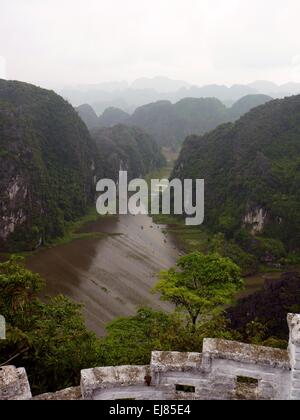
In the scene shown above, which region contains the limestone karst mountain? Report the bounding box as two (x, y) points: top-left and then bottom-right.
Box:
(98, 107), (130, 128)
(0, 80), (167, 252)
(77, 94), (273, 147)
(129, 97), (227, 147)
(172, 94), (300, 254)
(76, 103), (99, 129)
(0, 79), (100, 251)
(228, 94), (273, 120)
(61, 77), (297, 112)
(91, 124), (165, 182)
(127, 95), (273, 147)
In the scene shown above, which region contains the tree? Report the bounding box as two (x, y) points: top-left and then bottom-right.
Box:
(154, 252), (243, 326)
(98, 307), (240, 367)
(0, 257), (100, 395)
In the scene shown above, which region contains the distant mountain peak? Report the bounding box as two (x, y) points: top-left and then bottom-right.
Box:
(61, 79), (300, 112)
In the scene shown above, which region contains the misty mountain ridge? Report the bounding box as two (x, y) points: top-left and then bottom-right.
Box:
(77, 94), (273, 147)
(62, 76), (300, 112)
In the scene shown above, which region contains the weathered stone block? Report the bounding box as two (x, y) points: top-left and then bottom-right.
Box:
(292, 371), (300, 380)
(32, 387), (82, 400)
(291, 389), (300, 400)
(81, 365), (150, 400)
(0, 366), (31, 400)
(292, 380), (300, 389)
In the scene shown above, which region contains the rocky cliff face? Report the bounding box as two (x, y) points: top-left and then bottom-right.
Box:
(243, 207), (269, 234)
(0, 80), (99, 251)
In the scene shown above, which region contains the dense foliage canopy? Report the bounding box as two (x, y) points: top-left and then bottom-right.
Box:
(0, 255), (292, 395)
(0, 257), (100, 395)
(154, 252), (243, 325)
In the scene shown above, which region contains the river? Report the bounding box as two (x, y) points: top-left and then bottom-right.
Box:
(26, 213), (180, 336)
(24, 166), (291, 338)
(24, 209), (291, 337)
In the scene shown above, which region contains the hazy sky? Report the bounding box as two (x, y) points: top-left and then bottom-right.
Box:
(1, 0), (300, 88)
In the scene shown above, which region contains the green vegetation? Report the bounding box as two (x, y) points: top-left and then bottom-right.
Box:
(76, 104), (99, 130)
(150, 216), (258, 276)
(0, 80), (101, 252)
(98, 308), (240, 367)
(1, 79), (297, 395)
(147, 157), (263, 276)
(208, 233), (258, 276)
(228, 95), (272, 120)
(154, 252), (243, 325)
(97, 252), (245, 368)
(0, 254), (241, 394)
(0, 209), (119, 259)
(47, 208), (118, 247)
(0, 257), (100, 395)
(129, 95), (272, 148)
(79, 95), (273, 149)
(91, 124), (166, 182)
(77, 105), (131, 131)
(0, 81), (165, 253)
(98, 107), (130, 128)
(129, 98), (227, 148)
(0, 253), (294, 395)
(172, 95), (300, 264)
(100, 259), (298, 368)
(227, 272), (300, 348)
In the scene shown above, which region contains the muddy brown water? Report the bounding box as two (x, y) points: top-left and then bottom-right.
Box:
(26, 214), (181, 336)
(23, 214), (290, 337)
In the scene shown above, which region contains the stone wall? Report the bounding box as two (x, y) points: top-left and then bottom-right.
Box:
(79, 315), (295, 401)
(1, 313), (300, 400)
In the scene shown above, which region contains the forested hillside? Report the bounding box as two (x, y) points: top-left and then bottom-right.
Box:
(172, 95), (300, 260)
(228, 94), (273, 120)
(76, 104), (99, 129)
(129, 95), (272, 147)
(78, 95), (272, 148)
(91, 124), (165, 181)
(0, 80), (100, 251)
